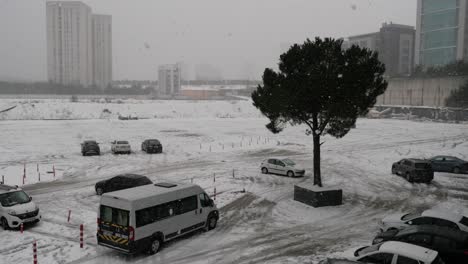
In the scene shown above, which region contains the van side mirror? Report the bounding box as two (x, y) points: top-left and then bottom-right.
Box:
(209, 199), (215, 207)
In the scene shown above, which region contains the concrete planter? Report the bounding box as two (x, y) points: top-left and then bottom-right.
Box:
(294, 183), (342, 208)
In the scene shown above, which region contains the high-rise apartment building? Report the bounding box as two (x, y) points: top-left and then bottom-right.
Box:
(346, 23), (415, 76)
(92, 14), (112, 89)
(415, 0), (467, 68)
(46, 1), (112, 89)
(158, 64), (181, 96)
(46, 1), (93, 87)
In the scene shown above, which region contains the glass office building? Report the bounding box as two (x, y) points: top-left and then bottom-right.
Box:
(416, 0), (465, 67)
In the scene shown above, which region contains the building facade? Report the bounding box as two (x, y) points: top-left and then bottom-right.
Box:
(46, 1), (93, 87)
(158, 64), (181, 96)
(346, 23), (415, 76)
(415, 0), (467, 68)
(92, 14), (112, 89)
(46, 1), (112, 89)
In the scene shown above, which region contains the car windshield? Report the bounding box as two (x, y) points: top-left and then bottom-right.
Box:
(0, 190), (31, 207)
(148, 140), (160, 144)
(401, 212), (421, 221)
(356, 244), (381, 256)
(282, 159), (295, 166)
(117, 141), (128, 144)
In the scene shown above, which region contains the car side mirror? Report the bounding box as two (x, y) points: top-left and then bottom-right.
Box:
(29, 196), (33, 201)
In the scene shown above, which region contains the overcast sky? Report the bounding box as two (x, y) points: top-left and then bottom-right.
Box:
(0, 0), (416, 81)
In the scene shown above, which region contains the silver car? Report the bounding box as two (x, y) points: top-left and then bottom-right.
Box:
(260, 158), (305, 177)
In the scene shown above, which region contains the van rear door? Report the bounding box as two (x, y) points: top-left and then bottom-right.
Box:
(97, 205), (133, 252)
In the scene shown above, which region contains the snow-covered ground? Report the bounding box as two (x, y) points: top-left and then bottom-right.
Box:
(1, 99), (468, 264)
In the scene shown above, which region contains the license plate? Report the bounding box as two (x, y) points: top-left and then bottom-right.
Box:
(23, 217), (36, 223)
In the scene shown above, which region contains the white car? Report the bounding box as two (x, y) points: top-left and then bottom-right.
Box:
(111, 140), (131, 154)
(0, 184), (41, 230)
(260, 158), (305, 177)
(379, 209), (468, 232)
(352, 241), (445, 264)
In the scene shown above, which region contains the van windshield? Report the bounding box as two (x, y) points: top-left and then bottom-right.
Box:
(0, 190), (31, 207)
(100, 205), (129, 227)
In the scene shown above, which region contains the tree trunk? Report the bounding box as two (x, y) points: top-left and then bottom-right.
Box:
(313, 134), (322, 187)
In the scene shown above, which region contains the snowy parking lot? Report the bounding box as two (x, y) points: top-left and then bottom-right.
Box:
(1, 100), (468, 264)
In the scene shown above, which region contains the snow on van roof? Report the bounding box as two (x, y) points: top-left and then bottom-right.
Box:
(102, 182), (200, 202)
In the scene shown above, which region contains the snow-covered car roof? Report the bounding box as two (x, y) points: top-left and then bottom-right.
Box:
(379, 241), (438, 262)
(0, 184), (21, 194)
(422, 209), (463, 223)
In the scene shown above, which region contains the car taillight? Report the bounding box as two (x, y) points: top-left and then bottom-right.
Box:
(129, 226), (135, 241)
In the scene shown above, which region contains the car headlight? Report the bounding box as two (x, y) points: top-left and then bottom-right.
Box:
(8, 210), (17, 216)
(373, 238), (384, 244)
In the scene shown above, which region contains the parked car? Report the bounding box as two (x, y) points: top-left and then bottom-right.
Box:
(429, 156), (468, 174)
(111, 140), (131, 154)
(97, 182), (218, 254)
(0, 184), (41, 230)
(379, 209), (468, 232)
(352, 241), (444, 264)
(391, 159), (433, 183)
(260, 158), (305, 177)
(81, 140), (100, 156)
(372, 225), (468, 263)
(95, 174), (153, 195)
(141, 139), (163, 154)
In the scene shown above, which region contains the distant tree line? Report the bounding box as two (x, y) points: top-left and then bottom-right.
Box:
(412, 60), (468, 78)
(0, 81), (153, 95)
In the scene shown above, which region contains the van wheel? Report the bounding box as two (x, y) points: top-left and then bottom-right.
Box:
(287, 171), (295, 177)
(148, 237), (162, 255)
(1, 218), (9, 230)
(261, 167), (268, 174)
(207, 214), (217, 230)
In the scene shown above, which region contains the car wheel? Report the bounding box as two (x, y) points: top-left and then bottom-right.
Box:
(405, 173), (413, 183)
(96, 187), (104, 196)
(261, 167), (268, 174)
(207, 214), (218, 230)
(453, 167), (461, 174)
(1, 217), (9, 230)
(148, 237), (162, 255)
(287, 171), (295, 177)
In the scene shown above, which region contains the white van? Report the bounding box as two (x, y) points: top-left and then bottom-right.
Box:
(0, 184), (41, 230)
(97, 182), (219, 254)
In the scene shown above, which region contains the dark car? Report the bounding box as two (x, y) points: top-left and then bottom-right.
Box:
(391, 159), (434, 183)
(81, 140), (100, 156)
(429, 156), (468, 174)
(372, 225), (468, 263)
(141, 139), (163, 154)
(95, 174), (153, 195)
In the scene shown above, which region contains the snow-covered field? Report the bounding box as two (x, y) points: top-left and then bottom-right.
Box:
(1, 99), (468, 264)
